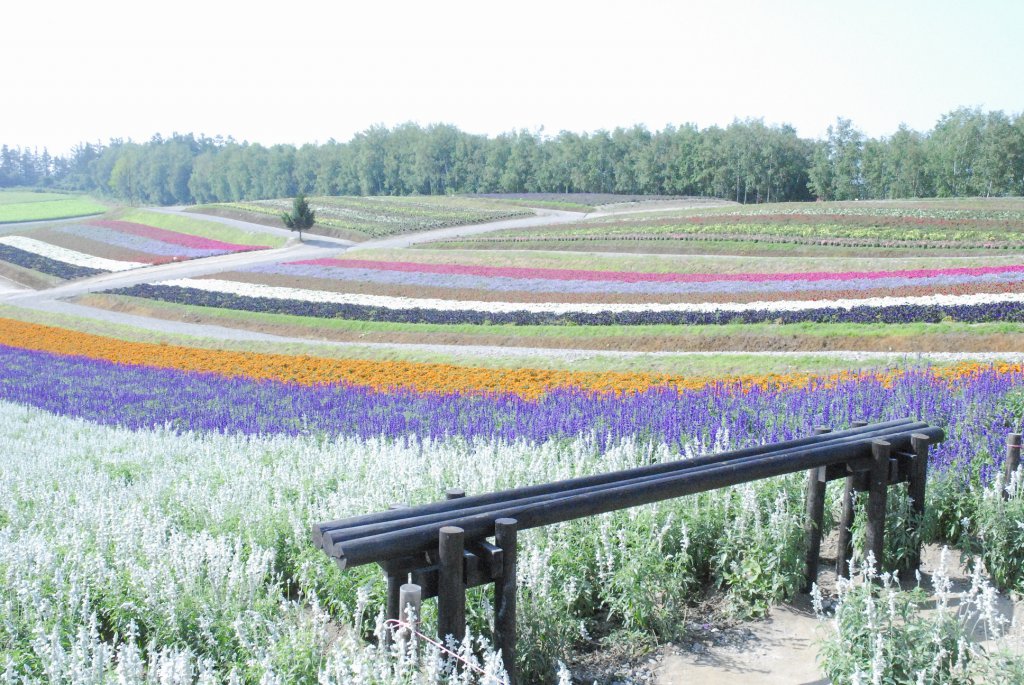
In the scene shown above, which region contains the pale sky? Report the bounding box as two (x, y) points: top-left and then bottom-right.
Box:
(3, 0), (1022, 155)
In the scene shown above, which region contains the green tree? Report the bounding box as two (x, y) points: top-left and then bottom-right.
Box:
(281, 193), (315, 241)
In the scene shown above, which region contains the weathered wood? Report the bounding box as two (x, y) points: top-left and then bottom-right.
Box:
(908, 433), (931, 572)
(864, 439), (891, 571)
(327, 427), (943, 569)
(1004, 433), (1023, 500)
(446, 488), (466, 500)
(803, 426), (831, 592)
(311, 419), (922, 547)
(321, 424), (934, 559)
(494, 518), (518, 685)
(837, 421), (869, 578)
(437, 526), (466, 646)
(397, 583), (422, 656)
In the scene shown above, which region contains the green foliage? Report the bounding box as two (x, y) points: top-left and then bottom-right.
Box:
(0, 193), (107, 224)
(281, 193), (316, 238)
(815, 550), (1019, 684)
(6, 106), (1024, 205)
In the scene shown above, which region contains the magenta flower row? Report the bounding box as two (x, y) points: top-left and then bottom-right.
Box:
(291, 257), (1024, 285)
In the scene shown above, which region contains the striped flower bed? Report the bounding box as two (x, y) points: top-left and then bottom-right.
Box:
(245, 258), (1024, 298)
(112, 277), (1024, 326)
(0, 219), (273, 281)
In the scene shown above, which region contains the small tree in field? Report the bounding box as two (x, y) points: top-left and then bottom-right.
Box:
(281, 194), (315, 241)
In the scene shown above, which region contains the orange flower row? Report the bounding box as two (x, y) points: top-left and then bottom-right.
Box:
(0, 317), (1018, 399)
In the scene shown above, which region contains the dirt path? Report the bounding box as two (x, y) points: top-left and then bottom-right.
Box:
(0, 274), (27, 296)
(654, 543), (1023, 685)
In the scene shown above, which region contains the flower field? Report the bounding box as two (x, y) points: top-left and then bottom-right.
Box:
(432, 200), (1024, 254)
(108, 254), (1024, 327)
(0, 215), (277, 281)
(0, 320), (1022, 681)
(4, 196), (1024, 682)
(208, 195), (533, 240)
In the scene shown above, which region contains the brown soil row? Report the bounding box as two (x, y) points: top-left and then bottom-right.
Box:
(206, 270), (1024, 305)
(0, 261), (59, 289)
(75, 295), (1024, 354)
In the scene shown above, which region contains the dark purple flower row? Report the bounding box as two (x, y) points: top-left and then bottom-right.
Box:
(0, 343), (1019, 483)
(112, 283), (1024, 326)
(0, 244), (106, 280)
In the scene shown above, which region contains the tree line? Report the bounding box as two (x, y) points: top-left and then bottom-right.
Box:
(2, 107), (1022, 205)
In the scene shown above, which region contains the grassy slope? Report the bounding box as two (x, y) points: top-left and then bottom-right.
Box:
(0, 191), (108, 224)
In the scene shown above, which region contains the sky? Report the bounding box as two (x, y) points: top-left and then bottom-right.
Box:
(3, 0), (1023, 155)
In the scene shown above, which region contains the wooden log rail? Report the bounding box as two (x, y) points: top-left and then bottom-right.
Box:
(312, 418), (944, 683)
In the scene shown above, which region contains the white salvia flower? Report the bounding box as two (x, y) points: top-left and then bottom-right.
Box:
(556, 661), (573, 685)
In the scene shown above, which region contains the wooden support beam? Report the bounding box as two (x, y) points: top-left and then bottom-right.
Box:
(437, 526), (466, 647)
(908, 433), (931, 572)
(864, 439), (891, 571)
(494, 518), (518, 685)
(836, 421), (868, 578)
(397, 583), (422, 656)
(1004, 433), (1022, 500)
(803, 426), (831, 592)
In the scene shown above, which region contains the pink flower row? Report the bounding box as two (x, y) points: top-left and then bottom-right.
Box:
(292, 257), (1024, 285)
(89, 219), (266, 252)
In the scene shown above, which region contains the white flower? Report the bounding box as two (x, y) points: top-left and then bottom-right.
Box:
(0, 236), (147, 271)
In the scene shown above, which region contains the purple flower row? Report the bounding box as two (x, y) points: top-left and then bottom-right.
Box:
(246, 261), (1024, 296)
(0, 343), (1018, 483)
(113, 283), (1024, 326)
(57, 224), (232, 260)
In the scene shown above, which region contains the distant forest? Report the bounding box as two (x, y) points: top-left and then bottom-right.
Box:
(2, 107), (1022, 205)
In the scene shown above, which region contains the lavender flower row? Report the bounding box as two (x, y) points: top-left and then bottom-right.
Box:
(0, 343), (1018, 482)
(56, 224), (230, 260)
(245, 261), (1024, 296)
(0, 244), (106, 280)
(113, 283), (1024, 326)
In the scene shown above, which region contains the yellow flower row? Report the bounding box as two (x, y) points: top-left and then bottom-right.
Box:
(0, 317), (1017, 399)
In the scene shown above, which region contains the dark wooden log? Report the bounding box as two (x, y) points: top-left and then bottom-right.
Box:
(312, 418), (922, 547)
(321, 423), (931, 557)
(908, 433), (931, 572)
(803, 426), (831, 592)
(494, 518), (518, 685)
(437, 526), (466, 646)
(864, 439), (891, 571)
(330, 427), (942, 569)
(1004, 433), (1022, 500)
(836, 421), (869, 578)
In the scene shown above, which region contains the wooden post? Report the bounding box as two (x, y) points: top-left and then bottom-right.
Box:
(446, 488), (466, 500)
(397, 583), (422, 656)
(908, 433), (931, 572)
(1003, 433), (1022, 500)
(864, 439), (891, 572)
(803, 426), (831, 591)
(437, 526), (466, 647)
(494, 518), (518, 685)
(836, 421), (868, 578)
(383, 503), (409, 648)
